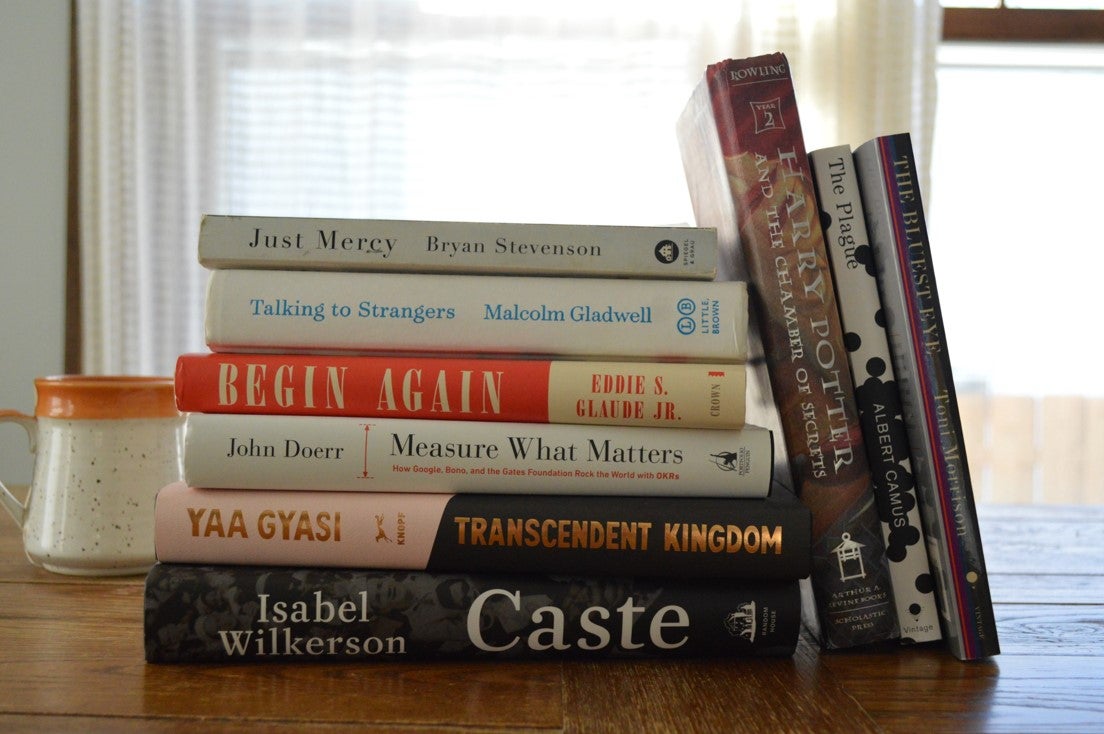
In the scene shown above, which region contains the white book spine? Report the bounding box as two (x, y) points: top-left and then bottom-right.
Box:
(810, 145), (942, 644)
(204, 269), (749, 362)
(183, 413), (774, 498)
(199, 214), (718, 279)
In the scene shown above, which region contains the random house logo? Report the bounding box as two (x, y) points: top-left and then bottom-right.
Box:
(723, 601), (758, 643)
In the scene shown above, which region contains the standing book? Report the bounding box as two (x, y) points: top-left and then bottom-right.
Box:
(144, 563), (802, 663)
(854, 132), (999, 660)
(174, 352), (747, 430)
(198, 214), (718, 280)
(153, 481), (812, 580)
(677, 53), (898, 648)
(204, 269), (749, 362)
(809, 144), (942, 645)
(182, 413), (774, 498)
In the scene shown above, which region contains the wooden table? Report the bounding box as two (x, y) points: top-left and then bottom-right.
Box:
(1, 502), (1101, 733)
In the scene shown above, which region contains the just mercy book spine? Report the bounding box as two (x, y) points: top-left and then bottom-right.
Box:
(154, 482), (812, 580)
(144, 564), (802, 663)
(677, 53), (898, 649)
(198, 214), (719, 280)
(182, 413), (774, 498)
(809, 145), (942, 645)
(175, 352), (748, 430)
(203, 269), (750, 363)
(855, 132), (999, 661)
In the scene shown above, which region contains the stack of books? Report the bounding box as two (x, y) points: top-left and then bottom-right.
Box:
(142, 216), (815, 663)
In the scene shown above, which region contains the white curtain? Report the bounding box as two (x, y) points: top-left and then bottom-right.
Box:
(76, 0), (941, 376)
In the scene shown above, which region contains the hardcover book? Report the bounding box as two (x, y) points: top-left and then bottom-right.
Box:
(854, 132), (999, 660)
(175, 352), (748, 430)
(203, 269), (750, 363)
(182, 413), (774, 498)
(144, 563), (802, 663)
(198, 214), (718, 280)
(677, 53), (898, 648)
(809, 145), (942, 644)
(154, 481), (812, 580)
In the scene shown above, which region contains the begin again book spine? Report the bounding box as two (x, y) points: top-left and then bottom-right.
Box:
(182, 413), (775, 498)
(175, 352), (748, 430)
(144, 563), (802, 663)
(153, 482), (812, 580)
(203, 269), (750, 363)
(198, 214), (719, 280)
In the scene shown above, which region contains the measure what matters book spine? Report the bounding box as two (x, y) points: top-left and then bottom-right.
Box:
(198, 214), (719, 280)
(174, 352), (747, 430)
(154, 482), (812, 580)
(144, 564), (802, 663)
(203, 269), (749, 362)
(182, 413), (774, 498)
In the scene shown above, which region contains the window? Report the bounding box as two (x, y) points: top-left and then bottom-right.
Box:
(930, 2), (1104, 502)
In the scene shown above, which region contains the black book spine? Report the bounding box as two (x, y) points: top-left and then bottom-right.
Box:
(144, 564), (802, 663)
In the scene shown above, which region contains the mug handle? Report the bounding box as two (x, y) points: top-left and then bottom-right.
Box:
(0, 410), (37, 526)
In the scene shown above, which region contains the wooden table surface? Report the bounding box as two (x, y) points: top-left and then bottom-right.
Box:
(1, 501), (1101, 733)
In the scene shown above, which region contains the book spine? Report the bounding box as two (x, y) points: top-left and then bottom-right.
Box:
(198, 214), (719, 280)
(182, 413), (774, 498)
(677, 53), (898, 648)
(144, 563), (802, 663)
(154, 482), (812, 579)
(809, 145), (942, 644)
(854, 133), (999, 660)
(203, 269), (749, 363)
(175, 352), (747, 430)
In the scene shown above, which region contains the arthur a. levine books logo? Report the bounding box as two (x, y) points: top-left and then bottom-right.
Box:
(749, 98), (785, 134)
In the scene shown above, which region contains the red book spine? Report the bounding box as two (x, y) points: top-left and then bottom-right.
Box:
(175, 352), (747, 430)
(678, 53), (898, 648)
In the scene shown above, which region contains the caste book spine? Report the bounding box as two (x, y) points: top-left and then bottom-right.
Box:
(854, 132), (999, 660)
(144, 563), (802, 663)
(676, 53), (898, 648)
(154, 482), (812, 580)
(174, 352), (748, 430)
(198, 214), (718, 280)
(809, 145), (942, 644)
(203, 269), (749, 363)
(182, 413), (774, 498)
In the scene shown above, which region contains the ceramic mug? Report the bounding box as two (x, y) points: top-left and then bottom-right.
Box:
(0, 375), (184, 575)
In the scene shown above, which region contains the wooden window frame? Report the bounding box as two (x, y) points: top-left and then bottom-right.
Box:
(943, 7), (1104, 42)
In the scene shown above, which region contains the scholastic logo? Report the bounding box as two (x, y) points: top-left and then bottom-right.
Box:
(749, 98), (785, 134)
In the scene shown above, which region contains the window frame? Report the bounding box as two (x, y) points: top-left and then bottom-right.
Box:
(943, 6), (1104, 42)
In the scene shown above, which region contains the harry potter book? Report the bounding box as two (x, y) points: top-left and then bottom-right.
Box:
(677, 53), (898, 648)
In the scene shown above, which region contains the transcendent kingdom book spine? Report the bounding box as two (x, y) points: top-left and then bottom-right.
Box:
(175, 352), (747, 430)
(676, 53), (898, 649)
(182, 413), (774, 498)
(144, 563), (802, 663)
(198, 214), (718, 280)
(203, 269), (749, 363)
(809, 145), (941, 645)
(854, 132), (999, 660)
(154, 482), (812, 580)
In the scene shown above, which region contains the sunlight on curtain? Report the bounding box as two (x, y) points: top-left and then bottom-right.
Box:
(76, 0), (940, 376)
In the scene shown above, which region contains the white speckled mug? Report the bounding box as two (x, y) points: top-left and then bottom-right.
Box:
(0, 376), (184, 575)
